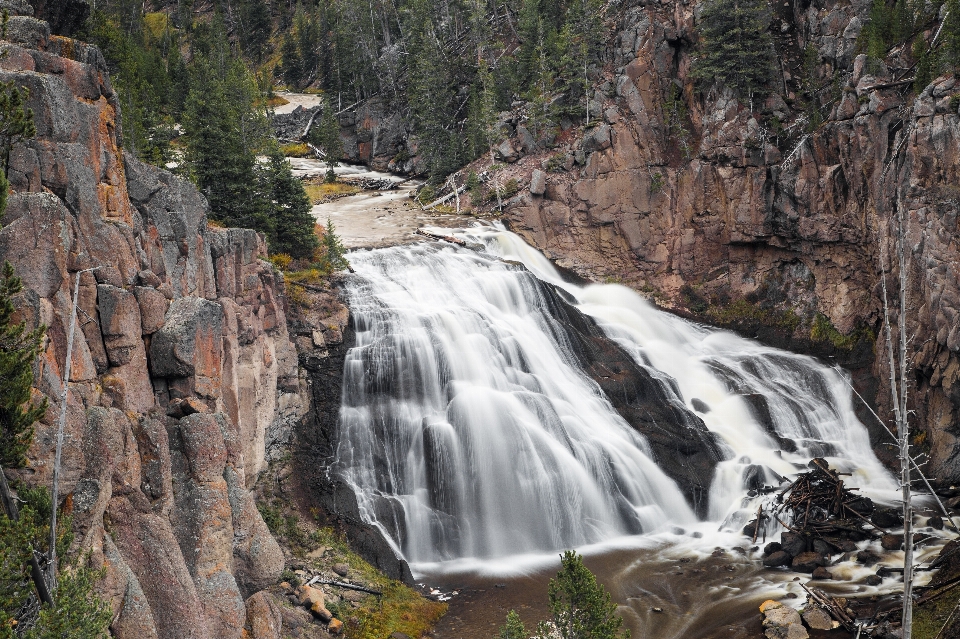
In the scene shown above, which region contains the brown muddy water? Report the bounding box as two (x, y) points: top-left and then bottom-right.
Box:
(418, 528), (949, 639)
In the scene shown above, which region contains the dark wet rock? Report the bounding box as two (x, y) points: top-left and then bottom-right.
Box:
(764, 542), (783, 556)
(533, 280), (727, 516)
(763, 550), (792, 567)
(880, 534), (903, 550)
(848, 496), (874, 515)
(791, 552), (826, 573)
(811, 566), (833, 580)
(812, 539), (834, 556)
(738, 393), (798, 454)
(928, 515), (944, 530)
(865, 574), (883, 586)
(781, 532), (807, 557)
(690, 398), (710, 413)
(871, 507), (903, 529)
(857, 550), (881, 565)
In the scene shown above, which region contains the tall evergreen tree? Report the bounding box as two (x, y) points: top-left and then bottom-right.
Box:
(182, 56), (272, 234)
(692, 0), (775, 101)
(945, 0), (960, 67)
(238, 0), (273, 61)
(263, 148), (319, 260)
(280, 31), (304, 89)
(309, 96), (343, 180)
(404, 0), (455, 180)
(0, 259), (47, 469)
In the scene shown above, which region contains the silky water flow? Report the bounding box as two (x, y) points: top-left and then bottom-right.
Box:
(334, 224), (939, 637)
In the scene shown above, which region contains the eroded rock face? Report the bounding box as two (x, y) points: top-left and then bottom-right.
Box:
(496, 0), (960, 482)
(0, 20), (305, 639)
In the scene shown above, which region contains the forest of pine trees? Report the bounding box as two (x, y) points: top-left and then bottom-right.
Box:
(84, 0), (611, 190)
(82, 0), (960, 227)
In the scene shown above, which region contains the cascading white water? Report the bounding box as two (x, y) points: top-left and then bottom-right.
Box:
(337, 225), (897, 566)
(339, 242), (696, 564)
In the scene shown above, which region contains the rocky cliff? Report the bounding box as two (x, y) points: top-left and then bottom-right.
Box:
(472, 0), (960, 484)
(0, 8), (307, 638)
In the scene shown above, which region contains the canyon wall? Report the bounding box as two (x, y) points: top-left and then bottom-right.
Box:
(485, 0), (960, 483)
(0, 9), (307, 638)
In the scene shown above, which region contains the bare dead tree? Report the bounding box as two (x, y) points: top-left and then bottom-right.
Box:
(877, 201), (914, 638)
(49, 267), (98, 593)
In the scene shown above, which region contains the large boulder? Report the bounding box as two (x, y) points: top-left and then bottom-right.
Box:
(245, 591), (283, 639)
(530, 169), (547, 196)
(760, 600), (808, 639)
(150, 296), (223, 399)
(581, 123), (612, 154)
(98, 284), (143, 366)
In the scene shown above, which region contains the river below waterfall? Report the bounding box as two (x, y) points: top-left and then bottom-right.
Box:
(328, 220), (953, 638)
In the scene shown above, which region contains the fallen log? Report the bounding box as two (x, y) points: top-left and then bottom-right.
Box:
(308, 578), (383, 596)
(416, 229), (466, 246)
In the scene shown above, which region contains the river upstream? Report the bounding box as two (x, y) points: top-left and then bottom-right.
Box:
(307, 164), (955, 639)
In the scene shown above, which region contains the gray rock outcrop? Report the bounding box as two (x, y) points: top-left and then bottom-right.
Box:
(0, 16), (305, 639)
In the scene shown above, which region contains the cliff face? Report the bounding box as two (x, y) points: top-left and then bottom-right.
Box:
(0, 10), (306, 639)
(491, 0), (960, 482)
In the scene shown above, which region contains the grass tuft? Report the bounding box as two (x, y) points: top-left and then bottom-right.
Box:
(304, 182), (361, 204)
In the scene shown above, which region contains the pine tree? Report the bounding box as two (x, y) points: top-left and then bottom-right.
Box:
(319, 218), (348, 272)
(309, 96), (343, 181)
(0, 258), (47, 469)
(541, 551), (629, 639)
(945, 0), (960, 67)
(238, 0), (272, 62)
(499, 610), (527, 639)
(527, 19), (555, 137)
(263, 148), (319, 260)
(22, 563), (111, 638)
(0, 507), (35, 639)
(404, 0), (459, 181)
(280, 32), (304, 89)
(692, 0), (775, 101)
(182, 57), (272, 234)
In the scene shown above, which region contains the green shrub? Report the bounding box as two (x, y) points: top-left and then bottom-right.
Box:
(257, 502), (283, 534)
(650, 171), (664, 194)
(535, 551), (629, 639)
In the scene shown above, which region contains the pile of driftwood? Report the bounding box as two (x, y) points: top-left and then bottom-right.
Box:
(339, 176), (399, 191)
(773, 458), (879, 538)
(743, 458), (885, 546)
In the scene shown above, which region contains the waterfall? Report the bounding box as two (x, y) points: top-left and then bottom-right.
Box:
(337, 226), (896, 566)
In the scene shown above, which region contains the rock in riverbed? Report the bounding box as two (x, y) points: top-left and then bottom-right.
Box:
(760, 600), (808, 639)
